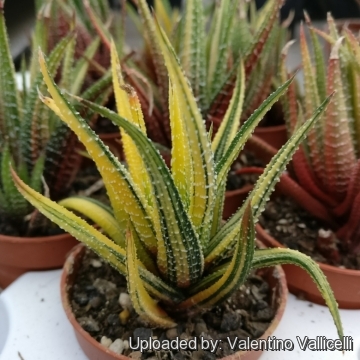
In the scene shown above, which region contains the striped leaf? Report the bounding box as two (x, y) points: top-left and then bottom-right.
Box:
(215, 76), (295, 187)
(11, 168), (182, 303)
(111, 42), (154, 207)
(169, 80), (193, 209)
(299, 24), (324, 183)
(39, 50), (158, 254)
(0, 2), (21, 159)
(126, 226), (176, 328)
(206, 95), (333, 264)
(156, 21), (216, 246)
(207, 0), (236, 102)
(178, 0), (206, 109)
(73, 98), (204, 289)
(136, 0), (169, 118)
(212, 61), (245, 163)
(179, 204), (254, 310)
(252, 248), (343, 341)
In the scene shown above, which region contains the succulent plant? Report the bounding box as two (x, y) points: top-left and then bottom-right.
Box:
(12, 18), (343, 338)
(279, 14), (360, 254)
(96, 0), (288, 147)
(33, 0), (119, 85)
(0, 1), (110, 235)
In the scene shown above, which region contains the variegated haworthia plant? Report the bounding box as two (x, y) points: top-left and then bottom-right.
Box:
(0, 1), (110, 234)
(12, 22), (343, 337)
(279, 14), (360, 254)
(33, 0), (119, 84)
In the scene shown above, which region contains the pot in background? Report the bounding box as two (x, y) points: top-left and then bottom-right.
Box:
(0, 232), (78, 288)
(253, 124), (287, 150)
(223, 184), (254, 220)
(61, 244), (288, 360)
(256, 224), (360, 309)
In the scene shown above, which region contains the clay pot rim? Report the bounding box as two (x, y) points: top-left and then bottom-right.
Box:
(254, 124), (286, 133)
(60, 243), (288, 360)
(0, 231), (73, 244)
(256, 223), (360, 276)
(61, 244), (127, 359)
(225, 183), (254, 198)
(99, 132), (121, 139)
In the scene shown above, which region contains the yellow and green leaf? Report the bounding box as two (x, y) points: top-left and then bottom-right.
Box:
(252, 248), (343, 341)
(126, 226), (176, 328)
(39, 50), (158, 254)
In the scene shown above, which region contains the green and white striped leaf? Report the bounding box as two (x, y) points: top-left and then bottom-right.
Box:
(252, 248), (343, 341)
(179, 204), (254, 309)
(178, 0), (207, 109)
(12, 168), (183, 303)
(206, 94), (333, 265)
(156, 20), (216, 246)
(39, 51), (158, 254)
(0, 2), (21, 159)
(74, 98), (204, 289)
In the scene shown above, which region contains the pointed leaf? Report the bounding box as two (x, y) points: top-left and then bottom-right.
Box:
(126, 226), (176, 328)
(11, 167), (182, 303)
(39, 50), (158, 254)
(179, 204), (254, 309)
(252, 248), (343, 341)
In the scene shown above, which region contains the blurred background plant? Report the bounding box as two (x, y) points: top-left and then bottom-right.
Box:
(0, 0), (112, 236)
(118, 0), (289, 148)
(277, 13), (360, 258)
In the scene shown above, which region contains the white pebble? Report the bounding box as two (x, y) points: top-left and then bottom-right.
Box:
(109, 339), (124, 354)
(119, 292), (133, 311)
(100, 336), (112, 348)
(90, 259), (102, 268)
(123, 340), (129, 350)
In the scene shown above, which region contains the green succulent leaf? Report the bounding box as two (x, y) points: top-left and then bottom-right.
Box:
(0, 2), (21, 158)
(206, 94), (333, 264)
(179, 204), (254, 310)
(39, 50), (159, 255)
(178, 0), (207, 109)
(11, 167), (183, 303)
(215, 75), (295, 186)
(252, 248), (343, 341)
(155, 20), (217, 247)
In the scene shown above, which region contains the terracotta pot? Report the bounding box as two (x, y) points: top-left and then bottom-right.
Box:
(253, 124), (287, 150)
(61, 244), (288, 360)
(256, 224), (360, 309)
(0, 232), (78, 288)
(223, 185), (253, 220)
(335, 18), (360, 33)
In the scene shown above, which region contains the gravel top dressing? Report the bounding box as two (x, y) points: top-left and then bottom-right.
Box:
(70, 248), (278, 359)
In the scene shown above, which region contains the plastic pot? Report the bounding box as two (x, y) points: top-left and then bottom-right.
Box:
(256, 224), (360, 309)
(60, 244), (288, 360)
(253, 124), (287, 150)
(0, 232), (78, 288)
(223, 184), (254, 220)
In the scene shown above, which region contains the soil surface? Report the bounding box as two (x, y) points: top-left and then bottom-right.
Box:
(259, 196), (360, 270)
(70, 248), (278, 359)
